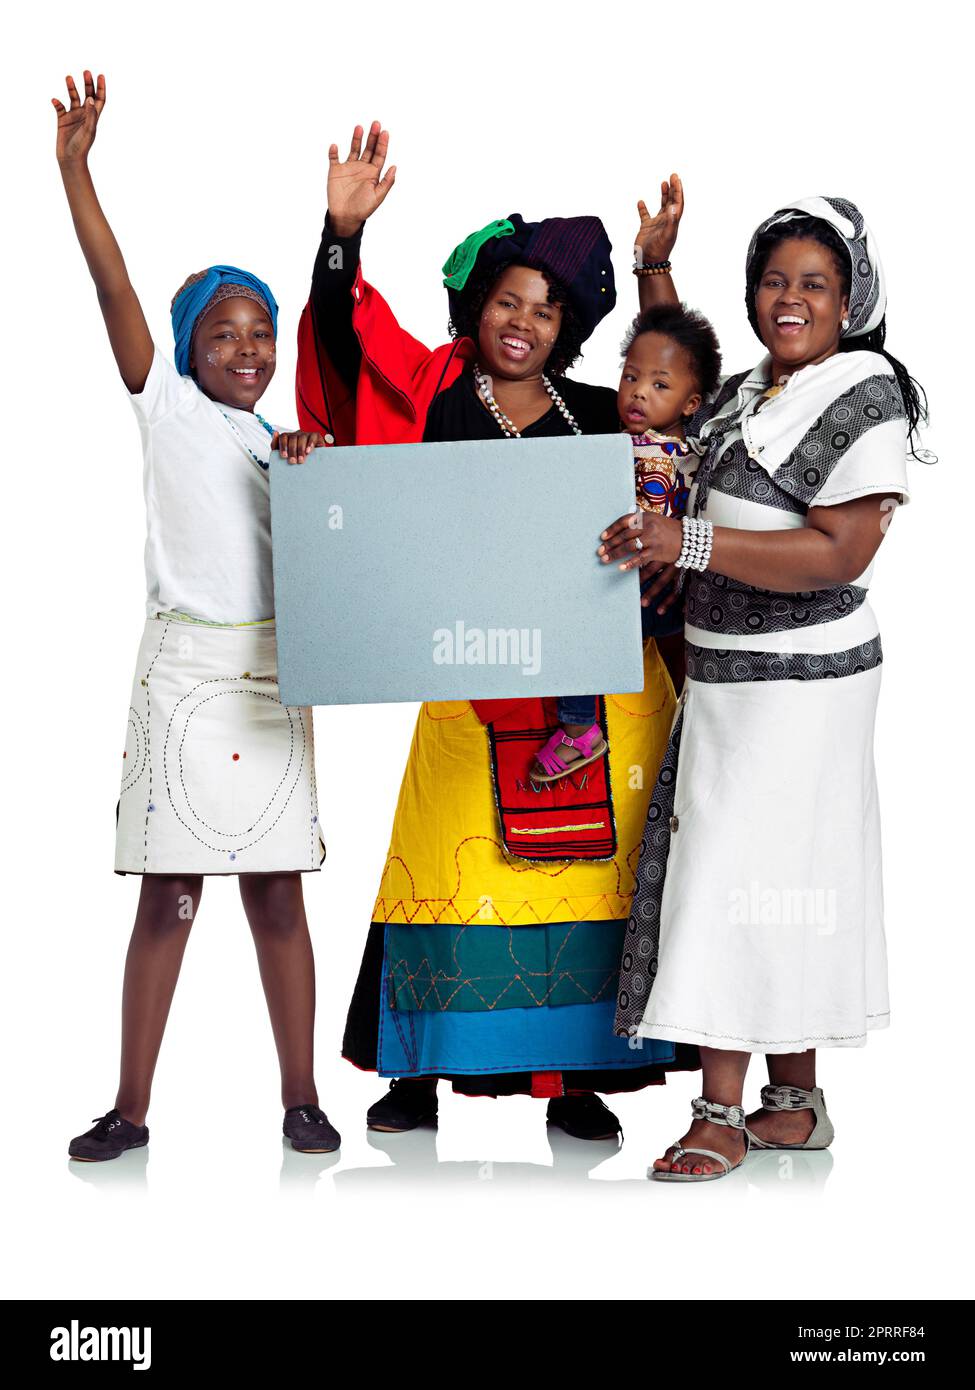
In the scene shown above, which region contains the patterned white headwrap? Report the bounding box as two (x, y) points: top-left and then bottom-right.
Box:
(746, 196), (886, 339)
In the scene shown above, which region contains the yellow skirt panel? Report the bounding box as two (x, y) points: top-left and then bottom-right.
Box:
(373, 642), (676, 927)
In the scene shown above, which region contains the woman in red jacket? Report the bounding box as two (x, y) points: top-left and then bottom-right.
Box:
(297, 123), (696, 1141)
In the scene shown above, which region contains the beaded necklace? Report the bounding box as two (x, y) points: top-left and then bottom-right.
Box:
(220, 408), (275, 471)
(473, 364), (581, 437)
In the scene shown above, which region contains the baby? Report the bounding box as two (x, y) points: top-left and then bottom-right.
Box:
(531, 304), (722, 783)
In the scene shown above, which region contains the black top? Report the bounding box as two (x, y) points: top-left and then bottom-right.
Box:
(309, 214), (619, 442)
(424, 370), (618, 443)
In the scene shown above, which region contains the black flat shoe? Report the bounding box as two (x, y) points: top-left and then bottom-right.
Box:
(546, 1093), (621, 1141)
(366, 1078), (439, 1133)
(68, 1108), (149, 1162)
(283, 1104), (341, 1153)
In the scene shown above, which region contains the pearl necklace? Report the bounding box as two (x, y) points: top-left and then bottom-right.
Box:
(473, 363), (581, 437)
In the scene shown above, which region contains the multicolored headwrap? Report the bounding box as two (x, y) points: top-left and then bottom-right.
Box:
(171, 265), (278, 376)
(442, 213), (616, 343)
(745, 196), (886, 339)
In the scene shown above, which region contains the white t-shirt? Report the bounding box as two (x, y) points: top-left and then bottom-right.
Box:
(129, 348), (275, 624)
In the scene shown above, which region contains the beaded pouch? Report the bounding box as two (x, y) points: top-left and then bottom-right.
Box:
(485, 697), (617, 863)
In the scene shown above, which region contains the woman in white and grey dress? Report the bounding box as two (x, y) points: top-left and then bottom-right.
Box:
(600, 185), (928, 1180)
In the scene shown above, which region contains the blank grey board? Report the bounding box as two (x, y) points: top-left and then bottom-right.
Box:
(270, 433), (645, 707)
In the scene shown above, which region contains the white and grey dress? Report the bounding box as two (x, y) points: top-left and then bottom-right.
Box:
(614, 348), (910, 1053)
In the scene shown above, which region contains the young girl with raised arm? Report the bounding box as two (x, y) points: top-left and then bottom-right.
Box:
(54, 71), (338, 1161)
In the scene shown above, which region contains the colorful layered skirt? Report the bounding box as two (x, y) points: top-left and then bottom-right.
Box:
(342, 641), (699, 1096)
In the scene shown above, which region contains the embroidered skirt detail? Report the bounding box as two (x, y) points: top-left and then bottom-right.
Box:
(115, 617), (323, 875)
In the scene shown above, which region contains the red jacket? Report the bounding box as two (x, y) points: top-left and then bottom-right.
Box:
(296, 261), (476, 447)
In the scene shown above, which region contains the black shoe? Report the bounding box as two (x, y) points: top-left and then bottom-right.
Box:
(68, 1108), (149, 1162)
(283, 1104), (341, 1153)
(366, 1078), (439, 1133)
(546, 1093), (621, 1141)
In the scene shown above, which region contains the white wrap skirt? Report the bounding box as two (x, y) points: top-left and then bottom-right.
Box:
(115, 617), (324, 875)
(632, 664), (889, 1053)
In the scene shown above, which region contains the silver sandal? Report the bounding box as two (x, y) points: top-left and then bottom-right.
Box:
(745, 1084), (834, 1151)
(651, 1097), (750, 1182)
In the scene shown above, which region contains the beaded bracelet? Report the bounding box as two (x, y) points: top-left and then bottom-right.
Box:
(674, 516), (714, 571)
(633, 259), (673, 277)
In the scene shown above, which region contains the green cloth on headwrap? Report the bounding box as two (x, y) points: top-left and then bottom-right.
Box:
(442, 218), (515, 291)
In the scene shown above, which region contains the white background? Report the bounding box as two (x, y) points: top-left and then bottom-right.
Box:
(3, 0), (970, 1302)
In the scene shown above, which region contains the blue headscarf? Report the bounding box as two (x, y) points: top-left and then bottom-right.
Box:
(171, 265), (279, 376)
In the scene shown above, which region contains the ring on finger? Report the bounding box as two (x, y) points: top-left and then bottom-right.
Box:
(634, 538), (643, 551)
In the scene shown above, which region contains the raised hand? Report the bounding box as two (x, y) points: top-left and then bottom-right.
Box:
(634, 174), (684, 267)
(327, 122), (397, 237)
(52, 70), (106, 165)
(51, 68), (152, 394)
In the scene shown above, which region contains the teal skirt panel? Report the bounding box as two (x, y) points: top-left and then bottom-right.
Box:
(386, 919), (626, 1013)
